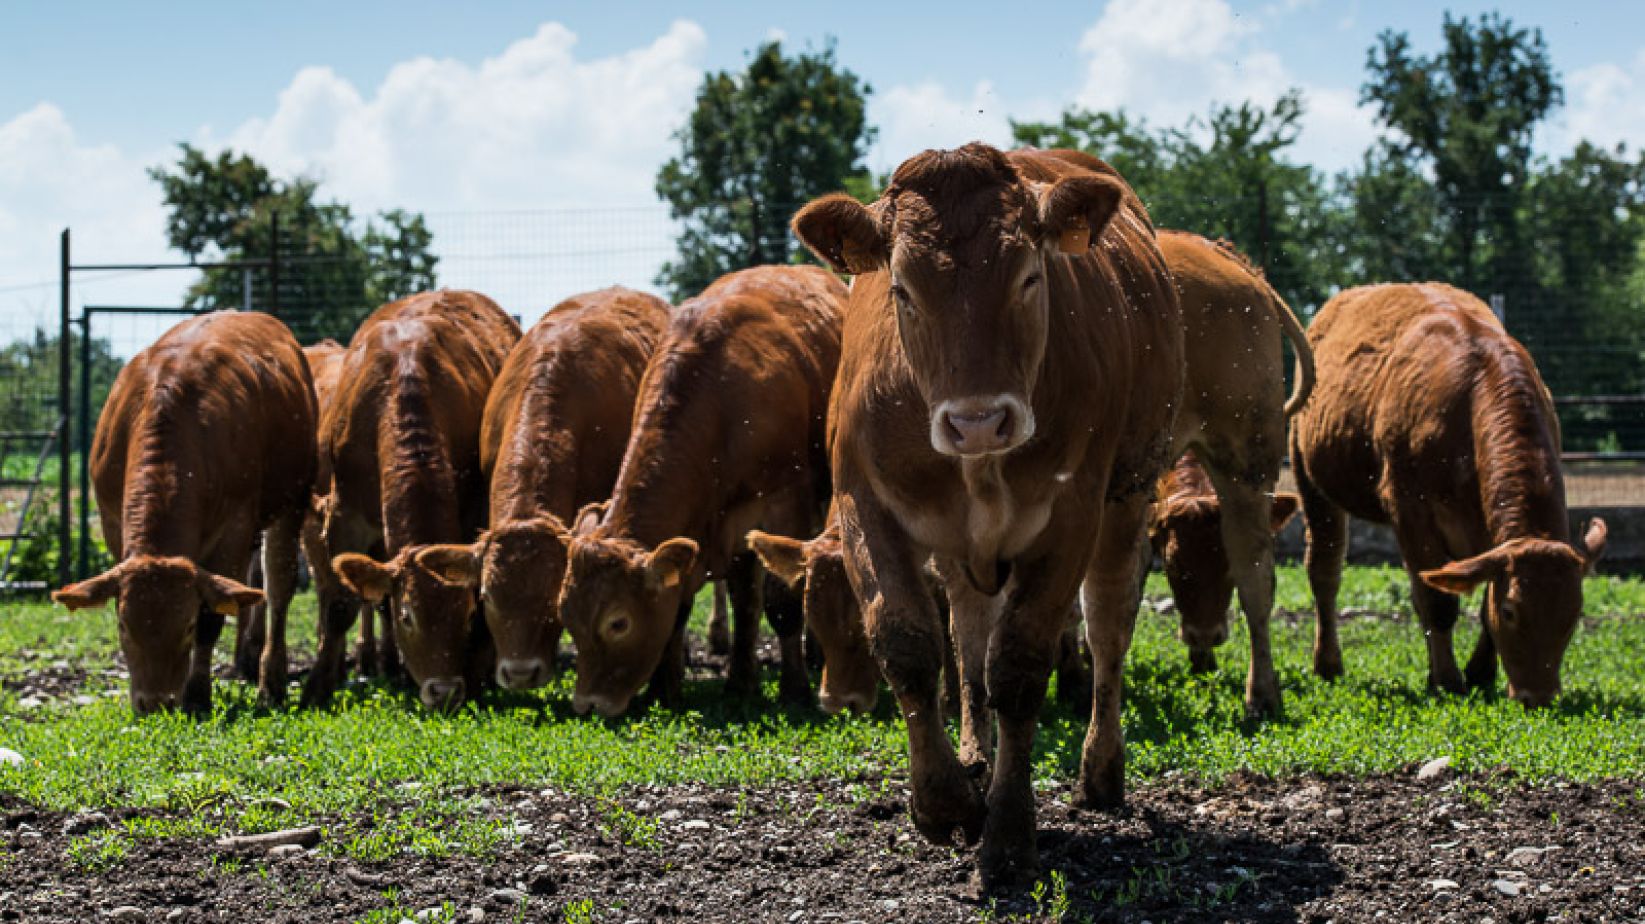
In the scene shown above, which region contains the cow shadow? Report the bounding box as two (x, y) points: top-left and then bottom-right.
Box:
(976, 802), (1345, 923)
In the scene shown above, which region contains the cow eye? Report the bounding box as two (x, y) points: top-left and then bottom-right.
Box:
(1022, 272), (1042, 292)
(890, 282), (912, 308)
(606, 615), (631, 639)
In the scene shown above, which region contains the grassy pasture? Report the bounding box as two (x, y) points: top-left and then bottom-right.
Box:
(0, 566), (1642, 890)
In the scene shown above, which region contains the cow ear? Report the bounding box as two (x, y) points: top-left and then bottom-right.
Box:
(747, 530), (808, 588)
(793, 193), (888, 274)
(1420, 549), (1509, 596)
(1581, 518), (1608, 573)
(1270, 493), (1302, 532)
(53, 568), (122, 611)
(572, 501), (608, 538)
(197, 570), (265, 617)
(646, 538), (699, 592)
(333, 553), (397, 602)
(1037, 175), (1125, 255)
(416, 543), (483, 589)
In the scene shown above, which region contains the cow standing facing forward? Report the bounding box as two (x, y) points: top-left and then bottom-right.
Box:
(1291, 283), (1605, 706)
(554, 265), (843, 718)
(793, 144), (1183, 889)
(55, 311), (317, 715)
(304, 290), (520, 711)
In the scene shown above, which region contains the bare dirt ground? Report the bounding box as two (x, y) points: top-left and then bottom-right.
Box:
(4, 772), (1643, 923)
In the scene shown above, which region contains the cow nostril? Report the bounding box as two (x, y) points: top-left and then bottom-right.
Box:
(420, 678), (466, 710)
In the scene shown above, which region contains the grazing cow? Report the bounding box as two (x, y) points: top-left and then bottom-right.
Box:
(303, 290), (520, 711)
(1143, 230), (1314, 716)
(554, 265), (844, 718)
(1290, 283), (1606, 707)
(792, 144), (1183, 888)
(54, 312), (316, 714)
(417, 287), (670, 691)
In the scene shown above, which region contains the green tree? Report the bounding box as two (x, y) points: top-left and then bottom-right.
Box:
(655, 40), (875, 301)
(1334, 146), (1450, 285)
(1013, 92), (1347, 313)
(0, 329), (121, 451)
(148, 144), (438, 342)
(1361, 12), (1562, 292)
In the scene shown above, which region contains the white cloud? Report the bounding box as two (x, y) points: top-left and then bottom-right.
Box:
(216, 20), (708, 213)
(1074, 0), (1377, 173)
(1550, 50), (1645, 156)
(868, 81), (1016, 175)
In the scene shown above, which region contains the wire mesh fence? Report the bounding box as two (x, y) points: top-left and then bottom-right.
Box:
(0, 188), (1641, 589)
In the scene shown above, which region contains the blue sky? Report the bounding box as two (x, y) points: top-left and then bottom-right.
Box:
(3, 1), (1642, 342)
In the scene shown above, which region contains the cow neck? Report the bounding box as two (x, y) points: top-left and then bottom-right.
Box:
(378, 362), (463, 553)
(1470, 353), (1569, 547)
(121, 384), (204, 557)
(601, 392), (727, 551)
(492, 375), (583, 525)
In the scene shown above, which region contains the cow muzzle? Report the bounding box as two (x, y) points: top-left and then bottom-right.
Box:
(1508, 681), (1558, 710)
(931, 396), (1033, 456)
(130, 690), (180, 715)
(419, 677), (467, 712)
(818, 686), (878, 716)
(496, 657), (549, 691)
(572, 691), (630, 719)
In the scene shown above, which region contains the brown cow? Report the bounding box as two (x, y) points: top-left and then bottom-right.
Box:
(1143, 230), (1314, 715)
(1290, 283), (1606, 706)
(554, 265), (843, 718)
(417, 287), (670, 691)
(54, 311), (316, 714)
(303, 290), (520, 711)
(1148, 450), (1298, 673)
(792, 144), (1183, 888)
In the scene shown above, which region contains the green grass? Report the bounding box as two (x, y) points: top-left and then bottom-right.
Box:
(1, 565), (1643, 864)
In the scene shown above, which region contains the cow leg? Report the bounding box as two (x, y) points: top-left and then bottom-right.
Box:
(1208, 473), (1284, 719)
(724, 553), (764, 698)
(235, 544), (266, 682)
(1076, 499), (1149, 812)
(939, 592), (962, 724)
(1054, 615), (1090, 714)
(706, 581), (732, 657)
(256, 512), (301, 708)
(763, 572), (811, 705)
(356, 595), (378, 676)
(841, 493), (982, 848)
(935, 556), (999, 779)
(302, 592), (362, 708)
(1464, 595), (1498, 692)
(1296, 465), (1347, 681)
(183, 608), (227, 716)
(1409, 574), (1466, 695)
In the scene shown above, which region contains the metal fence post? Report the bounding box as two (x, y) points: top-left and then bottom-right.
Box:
(78, 312), (92, 578)
(270, 212), (280, 319)
(57, 229), (71, 586)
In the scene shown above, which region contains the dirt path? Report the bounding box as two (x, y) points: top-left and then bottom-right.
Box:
(4, 772), (1642, 923)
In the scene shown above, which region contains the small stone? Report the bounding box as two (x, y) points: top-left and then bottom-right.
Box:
(0, 748), (22, 768)
(1506, 846), (1557, 867)
(106, 909), (145, 922)
(415, 908), (444, 921)
(659, 809), (683, 822)
(1491, 879), (1523, 897)
(560, 852), (601, 865)
(166, 911), (184, 922)
(789, 912), (805, 922)
(878, 900), (899, 912)
(73, 695), (94, 706)
(466, 909), (485, 923)
(1428, 879), (1460, 891)
(548, 812), (571, 825)
(268, 844), (305, 859)
(1325, 808), (1345, 821)
(63, 812), (110, 836)
(486, 888), (526, 908)
(1417, 757), (1452, 781)
(680, 819), (711, 831)
(17, 696), (42, 710)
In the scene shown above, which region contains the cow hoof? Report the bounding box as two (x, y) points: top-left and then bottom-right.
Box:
(1243, 690), (1282, 722)
(976, 842), (1039, 895)
(707, 623), (732, 658)
(1427, 671), (1467, 697)
(1073, 766), (1125, 812)
(910, 771), (986, 847)
(1464, 664), (1498, 692)
(298, 677), (337, 710)
(257, 681), (288, 710)
(1312, 654), (1344, 682)
(234, 654), (262, 683)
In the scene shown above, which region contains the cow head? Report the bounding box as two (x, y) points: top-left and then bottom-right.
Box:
(1149, 492), (1300, 672)
(333, 546), (478, 712)
(54, 555), (263, 714)
(794, 143), (1127, 458)
(557, 503), (698, 718)
(417, 515), (570, 692)
(1419, 518), (1607, 707)
(747, 529), (879, 715)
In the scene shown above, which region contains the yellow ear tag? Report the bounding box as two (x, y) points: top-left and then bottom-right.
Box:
(1057, 223), (1091, 255)
(213, 600), (242, 617)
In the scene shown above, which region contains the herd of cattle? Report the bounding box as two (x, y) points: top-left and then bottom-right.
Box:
(51, 144), (1606, 888)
